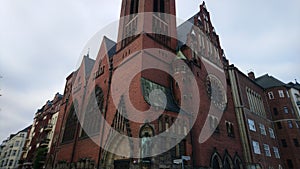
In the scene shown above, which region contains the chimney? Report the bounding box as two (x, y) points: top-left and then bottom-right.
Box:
(248, 71), (255, 80)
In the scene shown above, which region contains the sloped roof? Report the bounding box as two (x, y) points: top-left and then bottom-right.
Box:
(177, 15), (195, 49)
(83, 54), (95, 79)
(255, 74), (285, 89)
(103, 36), (116, 58)
(286, 82), (300, 90)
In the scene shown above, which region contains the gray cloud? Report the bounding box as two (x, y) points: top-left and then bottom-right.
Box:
(0, 0), (299, 141)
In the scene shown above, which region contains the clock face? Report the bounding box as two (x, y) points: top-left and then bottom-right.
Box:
(206, 74), (227, 111)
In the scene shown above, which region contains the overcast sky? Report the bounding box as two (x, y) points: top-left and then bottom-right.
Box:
(0, 0), (299, 142)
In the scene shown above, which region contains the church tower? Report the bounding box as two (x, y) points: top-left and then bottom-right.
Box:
(116, 0), (177, 52)
(107, 0), (194, 168)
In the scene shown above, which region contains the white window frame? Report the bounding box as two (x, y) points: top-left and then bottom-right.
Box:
(269, 128), (275, 139)
(263, 144), (271, 157)
(288, 120), (293, 128)
(273, 147), (280, 158)
(278, 90), (285, 98)
(252, 141), (261, 154)
(259, 123), (266, 135)
(248, 119), (256, 131)
(268, 92), (274, 99)
(283, 107), (289, 114)
(286, 91), (290, 98)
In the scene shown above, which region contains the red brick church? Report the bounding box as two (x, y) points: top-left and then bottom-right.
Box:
(47, 0), (245, 168)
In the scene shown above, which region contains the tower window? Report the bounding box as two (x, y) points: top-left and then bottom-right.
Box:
(160, 0), (165, 13)
(153, 0), (158, 12)
(153, 0), (165, 13)
(130, 0), (139, 14)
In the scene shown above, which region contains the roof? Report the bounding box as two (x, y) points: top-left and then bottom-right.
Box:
(19, 125), (31, 133)
(286, 82), (300, 90)
(83, 54), (95, 79)
(103, 36), (116, 58)
(176, 15), (195, 49)
(255, 74), (285, 89)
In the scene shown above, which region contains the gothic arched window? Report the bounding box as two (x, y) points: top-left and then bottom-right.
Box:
(81, 86), (104, 137)
(62, 102), (78, 143)
(210, 150), (223, 169)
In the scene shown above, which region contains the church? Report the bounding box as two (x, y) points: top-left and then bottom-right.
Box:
(47, 0), (245, 168)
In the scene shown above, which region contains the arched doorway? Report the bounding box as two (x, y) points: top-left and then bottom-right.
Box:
(102, 133), (132, 169)
(140, 124), (155, 169)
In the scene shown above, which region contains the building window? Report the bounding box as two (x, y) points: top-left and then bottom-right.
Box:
(252, 141), (261, 154)
(263, 144), (271, 157)
(259, 123), (266, 135)
(296, 121), (300, 128)
(268, 92), (274, 99)
(81, 86), (104, 137)
(276, 122), (282, 129)
(278, 90), (285, 98)
(283, 106), (289, 114)
(287, 159), (294, 169)
(62, 103), (78, 143)
(273, 147), (280, 159)
(153, 0), (165, 16)
(14, 141), (19, 147)
(273, 107), (278, 115)
(226, 121), (235, 137)
(293, 138), (299, 147)
(286, 91), (290, 98)
(12, 150), (17, 156)
(248, 119), (256, 131)
(281, 139), (287, 147)
(8, 160), (13, 166)
(130, 0), (139, 14)
(269, 128), (275, 139)
(288, 120), (293, 128)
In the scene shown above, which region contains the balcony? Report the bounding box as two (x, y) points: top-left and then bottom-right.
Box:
(44, 124), (53, 131)
(40, 139), (50, 147)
